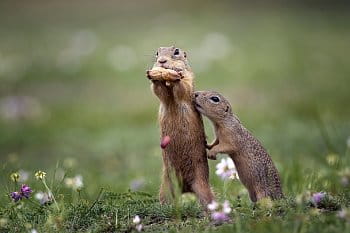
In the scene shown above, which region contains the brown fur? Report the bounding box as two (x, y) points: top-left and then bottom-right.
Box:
(194, 91), (284, 202)
(146, 47), (214, 207)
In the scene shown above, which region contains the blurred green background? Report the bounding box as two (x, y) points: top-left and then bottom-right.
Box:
(0, 0), (349, 203)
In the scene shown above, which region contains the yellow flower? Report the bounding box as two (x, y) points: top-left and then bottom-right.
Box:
(35, 171), (46, 180)
(10, 172), (20, 182)
(326, 154), (339, 166)
(296, 191), (311, 205)
(309, 208), (321, 216)
(181, 193), (197, 204)
(24, 223), (32, 229)
(0, 218), (8, 227)
(323, 180), (330, 188)
(338, 167), (350, 176)
(296, 194), (303, 205)
(258, 197), (274, 209)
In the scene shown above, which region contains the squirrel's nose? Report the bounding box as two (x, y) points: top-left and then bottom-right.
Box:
(158, 58), (168, 64)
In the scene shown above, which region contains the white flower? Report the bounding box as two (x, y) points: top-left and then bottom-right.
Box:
(30, 229), (38, 233)
(222, 200), (232, 214)
(133, 215), (141, 224)
(73, 175), (83, 189)
(207, 201), (219, 211)
(215, 158), (239, 180)
(133, 215), (143, 232)
(229, 172), (239, 180)
(64, 175), (83, 190)
(135, 224), (143, 232)
(35, 191), (52, 205)
(35, 192), (44, 200)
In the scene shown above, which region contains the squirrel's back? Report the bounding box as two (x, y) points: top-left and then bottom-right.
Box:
(237, 125), (283, 200)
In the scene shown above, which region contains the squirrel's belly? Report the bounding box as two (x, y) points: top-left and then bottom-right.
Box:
(159, 106), (208, 180)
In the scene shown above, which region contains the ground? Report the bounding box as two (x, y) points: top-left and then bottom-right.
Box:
(0, 1), (349, 232)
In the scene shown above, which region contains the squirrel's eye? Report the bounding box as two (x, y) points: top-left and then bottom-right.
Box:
(210, 96), (220, 103)
(156, 51), (159, 57)
(174, 48), (180, 56)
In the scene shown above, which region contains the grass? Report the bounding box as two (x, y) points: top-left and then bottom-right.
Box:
(0, 0), (350, 232)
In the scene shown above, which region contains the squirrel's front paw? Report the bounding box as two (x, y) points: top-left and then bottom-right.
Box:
(146, 70), (152, 79)
(207, 151), (217, 160)
(163, 69), (181, 81)
(177, 71), (184, 79)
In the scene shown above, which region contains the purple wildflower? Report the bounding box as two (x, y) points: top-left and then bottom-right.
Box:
(10, 184), (32, 202)
(10, 192), (22, 202)
(211, 211), (230, 223)
(20, 184), (32, 198)
(311, 192), (325, 205)
(207, 200), (232, 223)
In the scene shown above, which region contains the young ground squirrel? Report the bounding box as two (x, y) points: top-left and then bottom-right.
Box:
(194, 91), (283, 202)
(146, 46), (214, 207)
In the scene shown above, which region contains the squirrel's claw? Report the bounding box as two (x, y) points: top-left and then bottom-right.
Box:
(146, 70), (152, 79)
(178, 71), (184, 79)
(207, 150), (218, 160)
(207, 154), (217, 160)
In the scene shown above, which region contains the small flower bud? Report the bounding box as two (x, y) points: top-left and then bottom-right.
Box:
(35, 171), (46, 180)
(10, 172), (20, 182)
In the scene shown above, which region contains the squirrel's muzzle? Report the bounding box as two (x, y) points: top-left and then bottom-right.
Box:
(158, 57), (168, 64)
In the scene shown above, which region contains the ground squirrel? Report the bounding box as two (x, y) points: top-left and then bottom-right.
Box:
(146, 46), (214, 207)
(194, 91), (283, 202)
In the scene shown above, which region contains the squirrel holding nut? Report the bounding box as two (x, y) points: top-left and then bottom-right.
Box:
(146, 46), (215, 207)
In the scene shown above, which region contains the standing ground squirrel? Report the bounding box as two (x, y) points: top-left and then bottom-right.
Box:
(146, 46), (214, 207)
(194, 91), (284, 202)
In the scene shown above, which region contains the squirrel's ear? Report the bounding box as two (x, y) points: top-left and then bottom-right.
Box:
(225, 106), (229, 112)
(184, 51), (187, 58)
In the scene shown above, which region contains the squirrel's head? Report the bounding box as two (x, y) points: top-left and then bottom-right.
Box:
(194, 91), (233, 122)
(153, 46), (191, 72)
